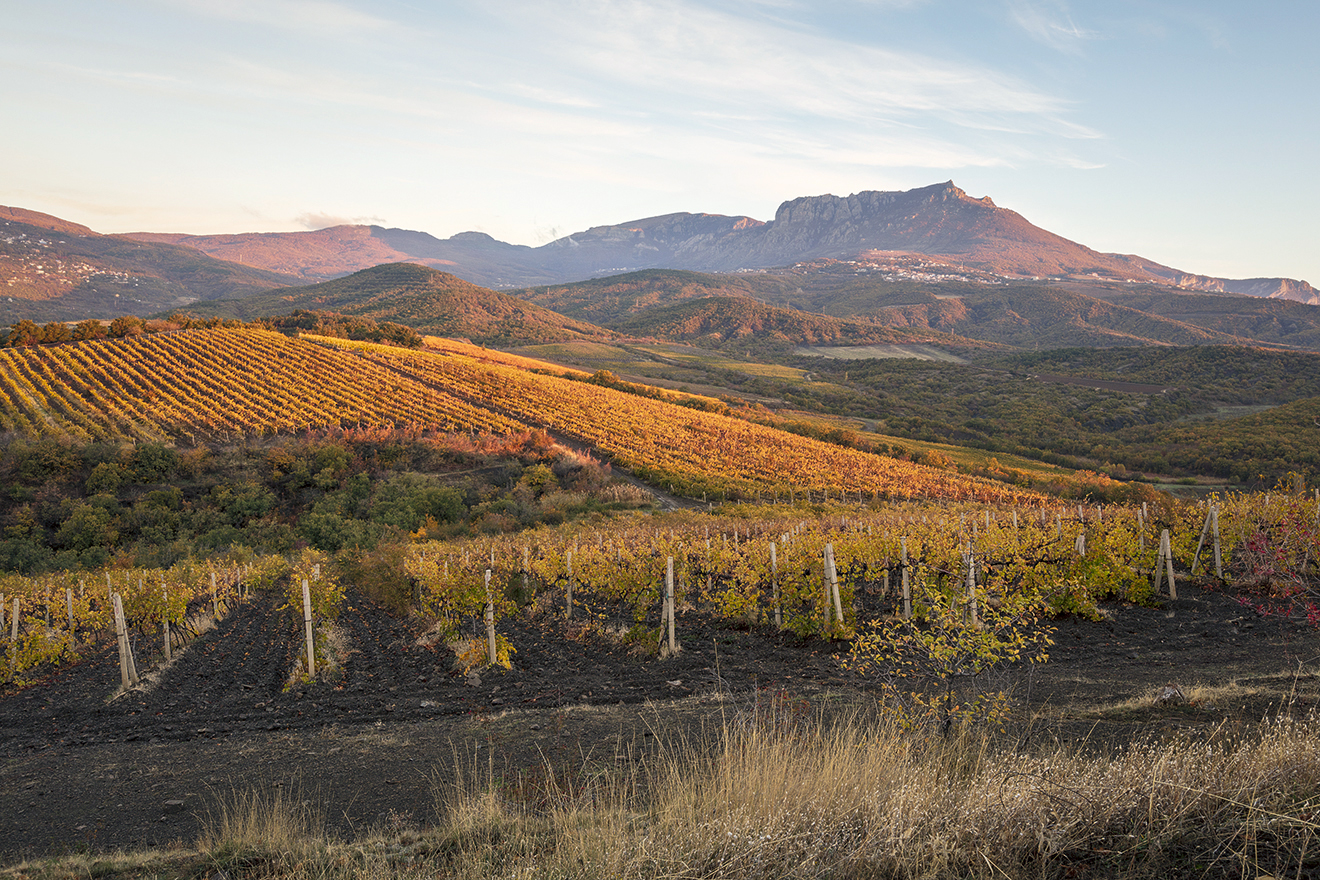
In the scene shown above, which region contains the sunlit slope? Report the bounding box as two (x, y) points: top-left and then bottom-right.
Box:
(0, 328), (523, 442)
(324, 337), (1041, 504)
(0, 328), (1041, 503)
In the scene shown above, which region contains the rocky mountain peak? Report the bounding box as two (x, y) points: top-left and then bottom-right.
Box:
(769, 181), (995, 229)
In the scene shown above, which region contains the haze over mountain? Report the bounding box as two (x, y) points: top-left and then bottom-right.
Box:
(122, 182), (1318, 304)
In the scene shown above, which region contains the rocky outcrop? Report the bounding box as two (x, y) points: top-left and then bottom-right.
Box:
(1168, 274), (1319, 305)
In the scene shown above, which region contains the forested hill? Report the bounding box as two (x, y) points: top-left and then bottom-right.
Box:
(183, 263), (615, 346)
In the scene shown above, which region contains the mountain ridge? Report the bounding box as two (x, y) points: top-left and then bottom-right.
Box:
(110, 182), (1315, 304)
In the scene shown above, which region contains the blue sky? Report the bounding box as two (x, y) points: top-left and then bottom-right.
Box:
(3, 0), (1316, 284)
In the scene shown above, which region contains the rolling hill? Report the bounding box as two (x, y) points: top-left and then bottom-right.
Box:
(515, 267), (1313, 351)
(182, 263), (614, 346)
(605, 295), (979, 353)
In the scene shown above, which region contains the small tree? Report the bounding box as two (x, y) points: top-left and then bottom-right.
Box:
(108, 315), (146, 338)
(72, 320), (108, 341)
(5, 320), (41, 347)
(40, 322), (73, 344)
(844, 586), (1054, 734)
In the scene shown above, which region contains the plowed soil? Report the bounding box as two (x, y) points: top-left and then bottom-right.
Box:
(1, 583), (1316, 860)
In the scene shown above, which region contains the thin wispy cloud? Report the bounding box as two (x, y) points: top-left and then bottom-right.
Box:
(1008, 0), (1093, 51)
(468, 0), (1091, 174)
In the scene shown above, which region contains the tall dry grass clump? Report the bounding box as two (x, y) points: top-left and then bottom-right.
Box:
(198, 783), (328, 867)
(87, 709), (1319, 880)
(431, 707), (1320, 879)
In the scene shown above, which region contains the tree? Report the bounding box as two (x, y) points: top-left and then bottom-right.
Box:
(844, 581), (1054, 734)
(108, 315), (146, 338)
(40, 322), (72, 344)
(5, 320), (41, 347)
(72, 320), (108, 341)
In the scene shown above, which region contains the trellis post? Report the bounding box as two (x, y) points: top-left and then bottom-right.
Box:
(485, 569), (497, 665)
(302, 578), (316, 678)
(900, 537), (911, 619)
(565, 549), (574, 620)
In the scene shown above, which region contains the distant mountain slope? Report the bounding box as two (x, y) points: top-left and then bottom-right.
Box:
(127, 226), (431, 281)
(1108, 254), (1320, 304)
(0, 206), (301, 323)
(516, 269), (769, 324)
(184, 262), (614, 346)
(608, 295), (973, 351)
(125, 224), (550, 288)
(1092, 289), (1320, 350)
(118, 182), (1315, 303)
(516, 267), (1278, 351)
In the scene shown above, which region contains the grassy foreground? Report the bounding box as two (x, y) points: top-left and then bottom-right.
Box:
(6, 706), (1319, 880)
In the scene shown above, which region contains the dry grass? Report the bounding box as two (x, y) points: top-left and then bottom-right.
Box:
(6, 710), (1319, 879)
(197, 783), (327, 860)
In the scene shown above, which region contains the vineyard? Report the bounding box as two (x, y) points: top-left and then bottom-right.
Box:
(320, 335), (1041, 505)
(0, 328), (1049, 507)
(3, 490), (1315, 706)
(0, 328), (521, 442)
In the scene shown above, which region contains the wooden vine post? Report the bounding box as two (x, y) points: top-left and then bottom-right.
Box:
(211, 571), (220, 619)
(1212, 505), (1222, 579)
(522, 546), (530, 602)
(1191, 504), (1223, 580)
(900, 537), (911, 619)
(112, 593), (139, 689)
(659, 556), (678, 656)
(1152, 529), (1177, 599)
(66, 588), (74, 632)
(301, 578), (316, 678)
(770, 541), (781, 629)
(823, 543), (844, 625)
(484, 569), (497, 666)
(565, 549), (574, 620)
(0, 594), (5, 638)
(965, 545), (978, 627)
(9, 596), (18, 642)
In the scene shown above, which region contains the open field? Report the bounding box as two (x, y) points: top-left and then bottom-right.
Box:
(793, 343), (969, 362)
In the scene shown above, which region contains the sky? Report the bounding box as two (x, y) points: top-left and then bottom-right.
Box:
(3, 0), (1317, 284)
